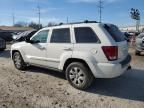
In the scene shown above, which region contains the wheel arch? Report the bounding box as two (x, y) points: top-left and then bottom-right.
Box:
(11, 50), (26, 62)
(63, 58), (91, 73)
(11, 50), (20, 59)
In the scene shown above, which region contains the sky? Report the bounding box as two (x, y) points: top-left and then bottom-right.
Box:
(0, 0), (143, 27)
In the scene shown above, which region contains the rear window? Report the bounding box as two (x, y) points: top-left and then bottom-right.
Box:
(104, 24), (125, 42)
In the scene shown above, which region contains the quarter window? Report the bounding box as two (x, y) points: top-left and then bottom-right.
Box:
(74, 27), (100, 43)
(51, 28), (71, 43)
(104, 24), (125, 42)
(31, 30), (48, 43)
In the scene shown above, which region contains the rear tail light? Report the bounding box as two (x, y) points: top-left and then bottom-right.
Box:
(102, 46), (118, 61)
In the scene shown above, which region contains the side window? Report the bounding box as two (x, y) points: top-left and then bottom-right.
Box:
(50, 28), (70, 43)
(74, 27), (100, 43)
(104, 24), (125, 42)
(31, 30), (48, 43)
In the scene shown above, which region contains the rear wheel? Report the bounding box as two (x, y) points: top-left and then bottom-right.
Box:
(66, 62), (94, 90)
(13, 52), (26, 70)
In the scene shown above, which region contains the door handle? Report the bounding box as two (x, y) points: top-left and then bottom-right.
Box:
(39, 46), (46, 50)
(63, 47), (73, 51)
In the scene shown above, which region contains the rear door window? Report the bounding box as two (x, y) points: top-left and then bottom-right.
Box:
(104, 24), (125, 42)
(74, 27), (100, 43)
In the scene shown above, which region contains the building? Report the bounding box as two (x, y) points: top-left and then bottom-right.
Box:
(0, 26), (35, 33)
(120, 25), (144, 32)
(0, 26), (35, 42)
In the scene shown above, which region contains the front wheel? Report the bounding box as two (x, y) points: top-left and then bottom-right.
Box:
(66, 62), (94, 90)
(13, 52), (26, 70)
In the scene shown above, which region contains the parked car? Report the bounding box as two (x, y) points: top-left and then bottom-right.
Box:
(0, 32), (13, 42)
(135, 33), (144, 55)
(11, 21), (131, 90)
(12, 30), (37, 42)
(123, 32), (133, 42)
(12, 32), (22, 40)
(0, 37), (6, 51)
(128, 31), (140, 36)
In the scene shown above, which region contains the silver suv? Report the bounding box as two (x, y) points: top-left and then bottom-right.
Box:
(11, 21), (131, 90)
(135, 33), (144, 55)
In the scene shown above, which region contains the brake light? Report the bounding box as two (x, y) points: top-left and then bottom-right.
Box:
(102, 46), (118, 61)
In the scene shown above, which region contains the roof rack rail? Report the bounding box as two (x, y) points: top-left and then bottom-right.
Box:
(58, 20), (98, 26)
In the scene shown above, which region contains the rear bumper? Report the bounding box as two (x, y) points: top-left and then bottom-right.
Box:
(120, 54), (131, 68)
(91, 55), (131, 78)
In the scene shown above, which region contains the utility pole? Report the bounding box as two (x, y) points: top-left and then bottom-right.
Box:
(36, 0), (41, 29)
(98, 0), (103, 23)
(37, 5), (41, 29)
(12, 13), (15, 26)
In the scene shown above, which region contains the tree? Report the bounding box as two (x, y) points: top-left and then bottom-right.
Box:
(14, 21), (28, 27)
(47, 22), (57, 27)
(28, 22), (42, 30)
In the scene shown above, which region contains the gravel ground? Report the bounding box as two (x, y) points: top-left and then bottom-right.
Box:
(0, 45), (144, 108)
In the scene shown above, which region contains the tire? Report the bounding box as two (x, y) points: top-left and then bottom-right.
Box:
(66, 62), (94, 90)
(135, 50), (141, 56)
(13, 52), (26, 70)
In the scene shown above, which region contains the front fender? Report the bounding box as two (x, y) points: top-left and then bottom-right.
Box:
(11, 44), (26, 62)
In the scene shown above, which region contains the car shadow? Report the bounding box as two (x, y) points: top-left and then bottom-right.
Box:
(27, 66), (66, 80)
(0, 50), (11, 58)
(86, 69), (144, 102)
(27, 66), (144, 101)
(139, 53), (144, 56)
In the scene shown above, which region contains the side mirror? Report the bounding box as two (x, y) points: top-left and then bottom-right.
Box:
(32, 40), (40, 44)
(25, 38), (40, 44)
(25, 37), (31, 43)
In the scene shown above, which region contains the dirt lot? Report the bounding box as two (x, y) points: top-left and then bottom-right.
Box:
(0, 45), (144, 108)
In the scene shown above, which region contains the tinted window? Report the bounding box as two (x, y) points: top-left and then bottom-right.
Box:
(51, 28), (70, 43)
(31, 30), (48, 43)
(104, 24), (125, 42)
(74, 27), (100, 43)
